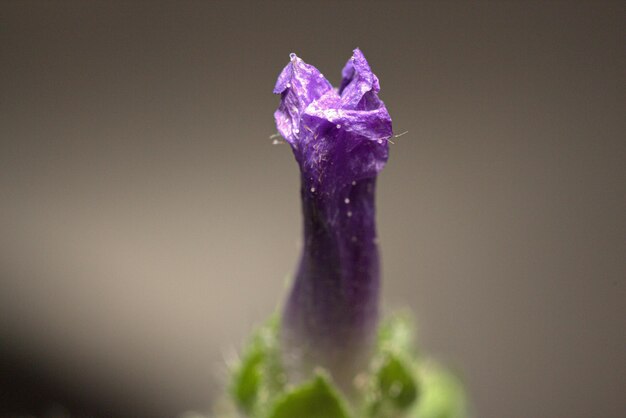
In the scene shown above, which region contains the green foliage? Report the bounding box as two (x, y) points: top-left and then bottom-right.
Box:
(232, 343), (263, 413)
(268, 372), (351, 418)
(378, 312), (416, 355)
(230, 317), (286, 417)
(412, 362), (467, 418)
(369, 354), (419, 416)
(366, 314), (420, 418)
(225, 313), (467, 418)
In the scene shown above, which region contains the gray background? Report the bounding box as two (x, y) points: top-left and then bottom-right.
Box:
(1, 1), (624, 417)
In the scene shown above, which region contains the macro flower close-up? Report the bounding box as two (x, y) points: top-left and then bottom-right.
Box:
(275, 49), (392, 389)
(1, 3), (624, 418)
(223, 49), (466, 418)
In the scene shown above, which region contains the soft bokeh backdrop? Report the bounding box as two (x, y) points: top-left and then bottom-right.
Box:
(1, 1), (624, 417)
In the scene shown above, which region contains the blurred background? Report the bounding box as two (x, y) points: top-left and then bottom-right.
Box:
(1, 1), (625, 417)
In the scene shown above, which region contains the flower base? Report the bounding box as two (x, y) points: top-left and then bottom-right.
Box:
(218, 313), (467, 418)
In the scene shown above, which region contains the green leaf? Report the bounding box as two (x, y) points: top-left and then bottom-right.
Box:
(378, 354), (418, 409)
(230, 317), (285, 415)
(378, 312), (416, 356)
(412, 362), (467, 418)
(368, 352), (419, 417)
(268, 372), (351, 418)
(230, 339), (265, 413)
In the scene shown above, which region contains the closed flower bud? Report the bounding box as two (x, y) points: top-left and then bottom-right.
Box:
(273, 49), (393, 390)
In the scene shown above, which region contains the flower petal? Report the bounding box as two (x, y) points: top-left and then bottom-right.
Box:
(273, 53), (334, 146)
(338, 48), (383, 111)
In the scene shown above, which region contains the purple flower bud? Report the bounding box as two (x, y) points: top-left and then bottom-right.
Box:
(274, 49), (393, 389)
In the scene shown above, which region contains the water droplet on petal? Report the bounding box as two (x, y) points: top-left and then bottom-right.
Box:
(377, 138), (384, 144)
(352, 181), (357, 186)
(344, 198), (350, 204)
(289, 53), (297, 61)
(336, 124), (342, 129)
(310, 187), (316, 193)
(347, 211), (352, 217)
(293, 128), (299, 134)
